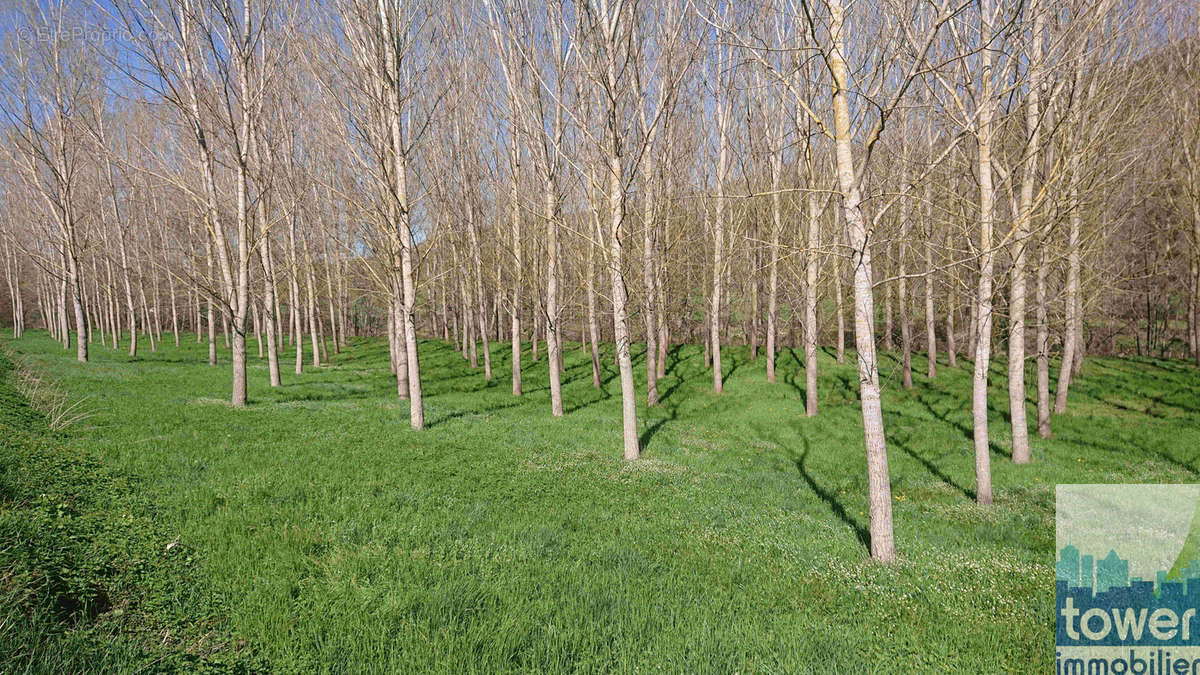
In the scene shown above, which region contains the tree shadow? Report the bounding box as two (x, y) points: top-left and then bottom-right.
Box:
(832, 370), (859, 401)
(1100, 379), (1200, 417)
(1055, 433), (1200, 477)
(884, 415), (976, 500)
(1099, 396), (1168, 419)
(1156, 386), (1200, 416)
(638, 405), (679, 451)
(655, 373), (688, 406)
(427, 397), (528, 428)
(791, 438), (870, 550)
(517, 356), (601, 395)
(776, 347), (802, 371)
(663, 345), (697, 378)
(915, 391), (1011, 460)
(778, 348), (805, 397)
(562, 385), (615, 415)
(127, 355), (216, 365)
(722, 352), (744, 382)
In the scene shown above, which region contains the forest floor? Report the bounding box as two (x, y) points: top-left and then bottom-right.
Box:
(2, 330), (1199, 673)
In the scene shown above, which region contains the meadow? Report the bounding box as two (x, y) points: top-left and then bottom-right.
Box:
(3, 330), (1198, 673)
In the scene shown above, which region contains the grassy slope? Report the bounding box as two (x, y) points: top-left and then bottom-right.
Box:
(0, 344), (266, 673)
(5, 330), (1199, 673)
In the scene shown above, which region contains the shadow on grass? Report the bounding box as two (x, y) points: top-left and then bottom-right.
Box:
(427, 397), (528, 428)
(791, 438), (870, 551)
(781, 348), (806, 399)
(656, 374), (689, 406)
(639, 404), (679, 452)
(1054, 432), (1200, 477)
(563, 387), (613, 415)
(884, 413), (976, 500)
(914, 389), (1012, 460)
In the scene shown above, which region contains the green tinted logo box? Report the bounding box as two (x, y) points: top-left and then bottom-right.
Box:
(1057, 485), (1200, 674)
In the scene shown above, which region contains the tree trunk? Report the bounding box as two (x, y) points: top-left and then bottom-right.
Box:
(835, 255), (845, 364)
(587, 205), (603, 388)
(303, 237), (321, 368)
(323, 239), (340, 355)
(829, 0), (894, 561)
(883, 277), (894, 352)
(967, 291), (977, 359)
(972, 2), (997, 505)
(546, 183), (564, 416)
(392, 272), (410, 400)
(924, 181), (937, 379)
(510, 146), (523, 396)
(206, 238), (217, 366)
(89, 256), (103, 348)
(387, 291), (399, 376)
(1035, 231), (1052, 438)
(767, 146), (781, 384)
(261, 234), (282, 387)
(4, 240), (18, 339)
(118, 222), (137, 357)
(946, 248), (958, 368)
(1194, 203), (1200, 366)
(152, 262), (163, 344)
(252, 303), (263, 358)
(466, 207), (492, 381)
(640, 166), (658, 407)
(1054, 179), (1081, 414)
(804, 161), (820, 416)
(59, 272), (69, 350)
(898, 161), (913, 391)
(140, 275), (156, 353)
(1008, 2), (1043, 463)
(66, 242), (88, 363)
(289, 211), (304, 375)
(601, 33), (640, 459)
(1189, 254), (1198, 361)
(711, 96), (729, 394)
(167, 256), (180, 347)
(656, 212), (669, 381)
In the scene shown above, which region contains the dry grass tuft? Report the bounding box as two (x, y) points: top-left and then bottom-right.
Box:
(9, 356), (94, 430)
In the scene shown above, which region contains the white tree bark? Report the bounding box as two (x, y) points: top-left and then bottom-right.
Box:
(804, 148), (820, 415)
(924, 180), (937, 379)
(1008, 0), (1044, 464)
(711, 71), (729, 394)
(897, 157), (913, 391)
(766, 134), (782, 384)
(828, 0), (894, 561)
(972, 0), (998, 505)
(379, 0), (425, 428)
(598, 0), (640, 460)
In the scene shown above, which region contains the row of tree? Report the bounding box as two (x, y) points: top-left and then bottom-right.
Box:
(1, 0), (1197, 561)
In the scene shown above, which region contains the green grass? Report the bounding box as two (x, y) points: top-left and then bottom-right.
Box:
(0, 344), (266, 673)
(3, 329), (1199, 673)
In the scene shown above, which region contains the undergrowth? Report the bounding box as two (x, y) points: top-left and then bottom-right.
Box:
(0, 343), (265, 673)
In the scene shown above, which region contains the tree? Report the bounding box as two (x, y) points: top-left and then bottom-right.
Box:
(0, 0), (98, 364)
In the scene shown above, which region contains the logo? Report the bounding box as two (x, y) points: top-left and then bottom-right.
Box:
(1057, 485), (1200, 675)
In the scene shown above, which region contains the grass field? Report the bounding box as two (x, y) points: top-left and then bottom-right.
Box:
(3, 329), (1199, 672)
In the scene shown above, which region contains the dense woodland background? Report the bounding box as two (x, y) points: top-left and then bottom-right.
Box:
(0, 0), (1198, 562)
